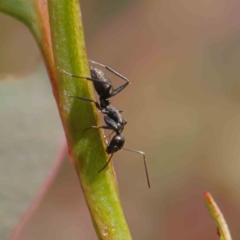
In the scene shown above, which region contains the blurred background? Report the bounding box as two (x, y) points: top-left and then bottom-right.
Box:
(1, 0), (240, 239)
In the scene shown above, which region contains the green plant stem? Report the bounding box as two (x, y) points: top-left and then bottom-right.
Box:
(47, 0), (132, 239)
(0, 0), (132, 239)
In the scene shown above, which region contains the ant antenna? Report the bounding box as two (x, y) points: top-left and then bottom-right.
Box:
(122, 148), (150, 188)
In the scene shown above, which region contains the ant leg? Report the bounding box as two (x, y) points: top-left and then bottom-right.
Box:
(89, 60), (130, 96)
(84, 125), (113, 133)
(103, 116), (119, 132)
(112, 82), (130, 97)
(122, 148), (150, 188)
(104, 131), (114, 144)
(63, 93), (101, 110)
(84, 115), (119, 134)
(57, 67), (109, 85)
(98, 154), (114, 173)
(104, 131), (114, 139)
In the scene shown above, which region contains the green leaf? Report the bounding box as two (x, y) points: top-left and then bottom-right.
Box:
(0, 0), (40, 44)
(205, 192), (232, 240)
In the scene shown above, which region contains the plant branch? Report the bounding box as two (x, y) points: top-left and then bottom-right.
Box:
(205, 192), (232, 240)
(0, 0), (132, 239)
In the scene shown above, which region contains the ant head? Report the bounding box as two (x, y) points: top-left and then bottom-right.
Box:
(106, 134), (125, 154)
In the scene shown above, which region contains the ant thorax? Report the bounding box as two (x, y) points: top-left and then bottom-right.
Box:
(105, 106), (126, 127)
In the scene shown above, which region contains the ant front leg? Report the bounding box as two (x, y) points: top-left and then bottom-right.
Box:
(104, 131), (114, 145)
(84, 125), (113, 133)
(89, 60), (131, 96)
(63, 93), (101, 110)
(98, 154), (114, 173)
(104, 130), (114, 140)
(84, 114), (120, 134)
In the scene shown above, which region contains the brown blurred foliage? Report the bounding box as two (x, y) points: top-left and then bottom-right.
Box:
(1, 0), (240, 239)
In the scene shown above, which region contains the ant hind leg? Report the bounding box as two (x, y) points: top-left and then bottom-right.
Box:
(89, 59), (131, 96)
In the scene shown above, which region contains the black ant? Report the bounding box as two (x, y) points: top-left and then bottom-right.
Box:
(59, 60), (150, 188)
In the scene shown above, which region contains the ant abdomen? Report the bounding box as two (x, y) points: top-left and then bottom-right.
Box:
(90, 68), (112, 98)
